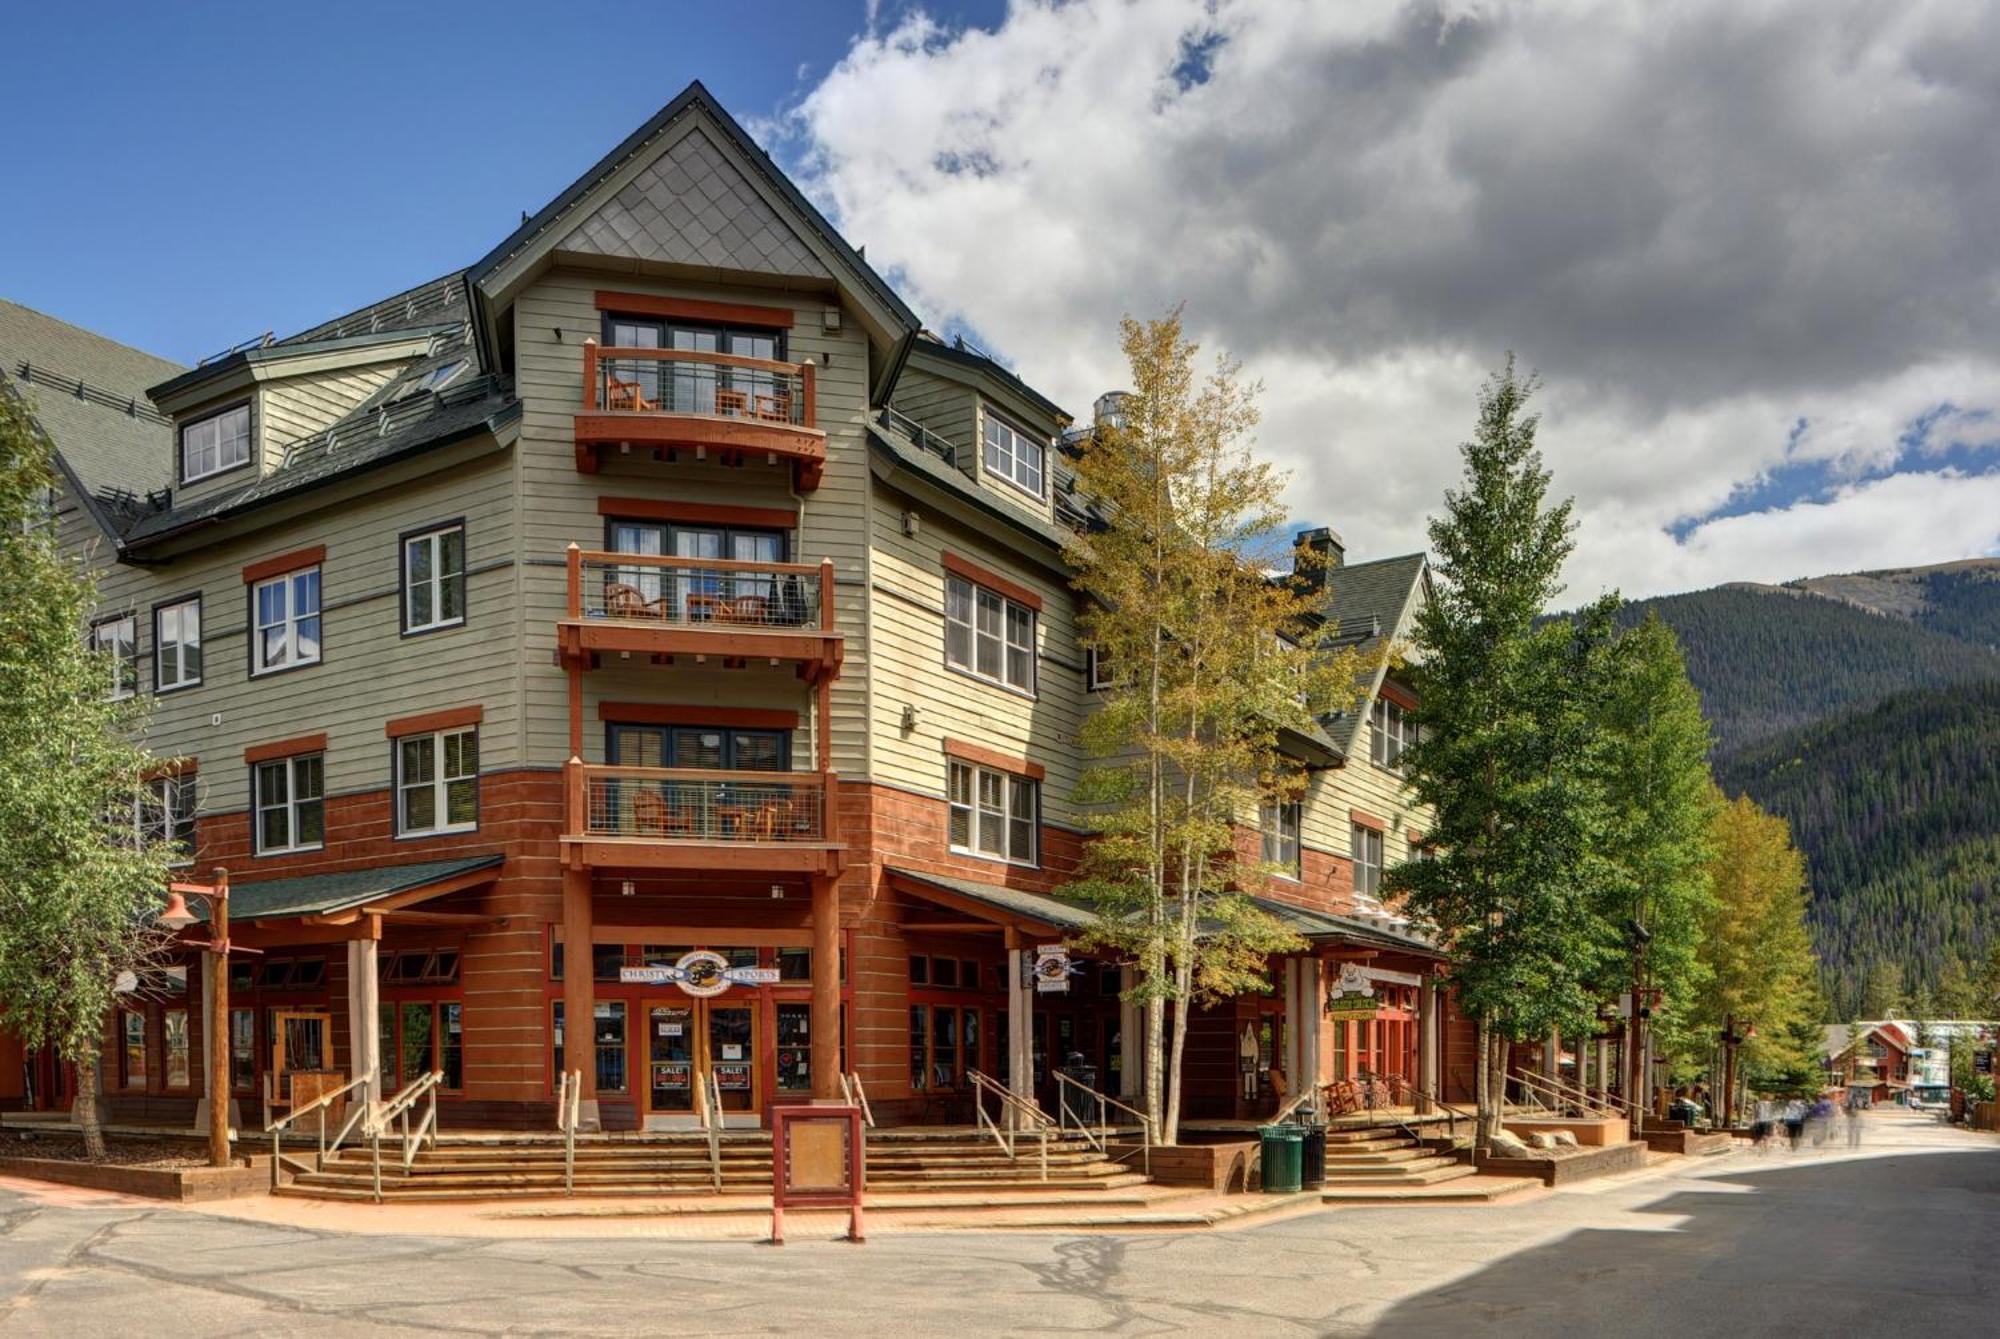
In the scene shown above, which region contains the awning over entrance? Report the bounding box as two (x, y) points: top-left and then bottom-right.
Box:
(883, 865), (1095, 936)
(1247, 895), (1443, 960)
(174, 854), (506, 925)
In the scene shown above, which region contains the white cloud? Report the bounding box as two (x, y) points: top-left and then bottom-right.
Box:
(779, 0), (2000, 597)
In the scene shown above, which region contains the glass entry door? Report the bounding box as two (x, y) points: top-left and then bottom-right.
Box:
(647, 1003), (697, 1117)
(642, 998), (761, 1126)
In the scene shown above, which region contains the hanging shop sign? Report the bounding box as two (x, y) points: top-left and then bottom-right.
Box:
(620, 950), (782, 996)
(1325, 961), (1379, 1018)
(1034, 944), (1073, 994)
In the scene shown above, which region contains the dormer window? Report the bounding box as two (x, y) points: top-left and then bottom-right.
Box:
(179, 402), (253, 484)
(982, 411), (1045, 499)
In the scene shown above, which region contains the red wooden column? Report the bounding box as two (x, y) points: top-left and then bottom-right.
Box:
(810, 874), (841, 1101)
(561, 864), (601, 1129)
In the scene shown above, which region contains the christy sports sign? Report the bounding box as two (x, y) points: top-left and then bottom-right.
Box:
(620, 949), (780, 997)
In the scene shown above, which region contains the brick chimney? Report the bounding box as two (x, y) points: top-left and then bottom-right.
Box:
(1293, 526), (1345, 592)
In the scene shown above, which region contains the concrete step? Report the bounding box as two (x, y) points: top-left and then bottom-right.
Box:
(1319, 1161), (1478, 1188)
(1320, 1146), (1432, 1165)
(1321, 1172), (1539, 1205)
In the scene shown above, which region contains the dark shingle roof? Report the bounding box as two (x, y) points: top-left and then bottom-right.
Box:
(0, 299), (183, 521)
(276, 272), (469, 347)
(887, 866), (1099, 933)
(1315, 553), (1428, 759)
(177, 855), (504, 923)
(1248, 894), (1440, 956)
(867, 416), (1081, 558)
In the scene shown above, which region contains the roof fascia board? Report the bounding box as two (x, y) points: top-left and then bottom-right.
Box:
(148, 330), (447, 412)
(908, 343), (1068, 428)
(867, 434), (1072, 581)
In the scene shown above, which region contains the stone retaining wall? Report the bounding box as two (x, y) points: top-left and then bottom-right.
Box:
(0, 1155), (269, 1202)
(1474, 1139), (1646, 1187)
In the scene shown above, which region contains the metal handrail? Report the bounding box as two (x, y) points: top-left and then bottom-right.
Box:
(554, 1069), (583, 1195)
(694, 1070), (724, 1192)
(365, 1070), (443, 1202)
(1407, 1084), (1473, 1143)
(841, 1072), (876, 1129)
(266, 1073), (373, 1189)
(1513, 1068), (1618, 1118)
(1272, 1088), (1320, 1126)
(1052, 1071), (1152, 1175)
(967, 1070), (1052, 1181)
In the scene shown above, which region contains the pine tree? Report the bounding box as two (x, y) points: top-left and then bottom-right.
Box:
(1062, 309), (1371, 1143)
(0, 390), (178, 1158)
(1387, 359), (1618, 1146)
(1860, 961), (1908, 1020)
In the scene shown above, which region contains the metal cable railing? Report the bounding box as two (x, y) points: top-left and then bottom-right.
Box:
(574, 552), (826, 630)
(584, 345), (813, 427)
(577, 766), (832, 843)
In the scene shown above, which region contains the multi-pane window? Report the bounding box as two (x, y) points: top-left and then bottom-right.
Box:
(910, 1005), (979, 1091)
(163, 1009), (191, 1087)
(1085, 645), (1115, 691)
(138, 773), (197, 866)
(254, 753), (324, 854)
(1371, 698), (1414, 771)
(180, 402), (252, 483)
(120, 1010), (146, 1089)
(251, 567), (321, 674)
(396, 727), (478, 835)
(154, 596), (202, 690)
(229, 1008), (256, 1091)
(948, 760), (1038, 865)
(91, 614), (137, 699)
(1352, 823), (1384, 897)
(945, 575), (1036, 692)
(1261, 799), (1302, 878)
(982, 411), (1046, 498)
(402, 524), (466, 634)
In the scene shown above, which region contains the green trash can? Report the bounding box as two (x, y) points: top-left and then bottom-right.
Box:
(1259, 1124), (1303, 1193)
(1297, 1122), (1328, 1190)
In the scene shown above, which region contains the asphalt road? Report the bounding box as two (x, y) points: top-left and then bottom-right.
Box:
(1, 1106), (1992, 1337)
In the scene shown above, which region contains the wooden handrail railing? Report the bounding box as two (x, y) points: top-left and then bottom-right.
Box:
(841, 1072), (875, 1129)
(967, 1069), (1052, 1181)
(1053, 1071), (1152, 1175)
(266, 1072), (374, 1190)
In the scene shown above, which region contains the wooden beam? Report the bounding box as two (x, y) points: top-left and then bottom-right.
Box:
(903, 921), (1005, 933)
(375, 909), (499, 926)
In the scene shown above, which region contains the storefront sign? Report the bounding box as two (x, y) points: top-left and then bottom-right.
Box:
(620, 950), (782, 996)
(1034, 945), (1072, 994)
(1326, 961), (1378, 1018)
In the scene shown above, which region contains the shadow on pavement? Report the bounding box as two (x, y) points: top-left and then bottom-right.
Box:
(1367, 1146), (2000, 1337)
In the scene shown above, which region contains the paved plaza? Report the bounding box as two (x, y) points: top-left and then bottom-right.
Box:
(1, 1107), (1992, 1336)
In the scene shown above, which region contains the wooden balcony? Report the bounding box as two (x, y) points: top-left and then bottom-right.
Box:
(557, 548), (843, 681)
(561, 760), (843, 875)
(575, 342), (827, 489)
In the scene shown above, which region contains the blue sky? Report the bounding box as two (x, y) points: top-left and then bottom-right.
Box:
(0, 0), (992, 363)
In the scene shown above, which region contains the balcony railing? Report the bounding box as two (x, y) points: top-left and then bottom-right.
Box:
(582, 345), (815, 427)
(569, 550), (829, 631)
(568, 763), (836, 845)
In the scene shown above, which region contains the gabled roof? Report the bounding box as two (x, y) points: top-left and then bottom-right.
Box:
(908, 334), (1071, 429)
(887, 865), (1097, 934)
(867, 415), (1080, 570)
(176, 855), (504, 923)
(1315, 552), (1428, 760)
(0, 299), (183, 534)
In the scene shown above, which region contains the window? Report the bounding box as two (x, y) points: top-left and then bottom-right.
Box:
(982, 411), (1046, 498)
(606, 723), (788, 771)
(402, 524), (466, 634)
(948, 760), (1038, 865)
(163, 1009), (191, 1087)
(396, 726), (478, 835)
(251, 566), (321, 674)
(229, 1009), (256, 1091)
(1261, 799), (1302, 879)
(910, 1005), (977, 1091)
(1371, 698), (1414, 771)
(945, 575), (1036, 693)
(91, 614), (137, 700)
(153, 596), (202, 691)
(180, 402), (252, 483)
(1085, 645), (1115, 691)
(120, 1010), (146, 1089)
(550, 1001), (627, 1093)
(776, 947), (813, 982)
(138, 773), (197, 866)
(254, 753), (324, 854)
(1352, 823), (1384, 897)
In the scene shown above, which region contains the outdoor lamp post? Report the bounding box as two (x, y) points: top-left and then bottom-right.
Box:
(160, 868), (233, 1169)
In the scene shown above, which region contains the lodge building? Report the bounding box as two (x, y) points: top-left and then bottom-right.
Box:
(1, 83), (1462, 1149)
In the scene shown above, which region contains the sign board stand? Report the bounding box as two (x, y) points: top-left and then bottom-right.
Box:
(770, 1104), (865, 1245)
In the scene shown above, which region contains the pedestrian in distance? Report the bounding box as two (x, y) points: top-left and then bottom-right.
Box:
(1784, 1098), (1806, 1151)
(1845, 1099), (1864, 1150)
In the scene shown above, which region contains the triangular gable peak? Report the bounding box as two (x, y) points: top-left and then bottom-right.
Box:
(469, 83), (916, 400)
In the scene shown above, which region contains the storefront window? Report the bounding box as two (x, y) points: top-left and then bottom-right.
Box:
(163, 1009), (191, 1087)
(594, 1002), (627, 1092)
(777, 947), (812, 981)
(932, 1006), (959, 1089)
(120, 1010), (146, 1089)
(440, 1003), (463, 1090)
(777, 1002), (812, 1091)
(909, 1006), (927, 1090)
(593, 944), (625, 982)
(229, 1008), (255, 1091)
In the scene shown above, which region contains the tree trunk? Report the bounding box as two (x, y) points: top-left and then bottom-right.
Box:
(1164, 955), (1194, 1146)
(1474, 1014), (1493, 1149)
(73, 1047), (106, 1162)
(1144, 983), (1166, 1137)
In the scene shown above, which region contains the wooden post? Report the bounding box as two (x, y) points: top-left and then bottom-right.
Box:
(581, 338), (599, 410)
(810, 874), (841, 1101)
(561, 864), (599, 1129)
(1415, 974), (1437, 1115)
(1721, 1015), (1739, 1129)
(1006, 927), (1032, 1120)
(818, 558), (835, 634)
(800, 359), (816, 428)
(208, 868), (231, 1168)
(565, 543), (583, 620)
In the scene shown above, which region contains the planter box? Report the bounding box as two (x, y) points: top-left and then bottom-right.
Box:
(0, 1154), (268, 1202)
(1638, 1127), (1734, 1156)
(1475, 1140), (1645, 1187)
(1112, 1140), (1256, 1192)
(1503, 1116), (1628, 1147)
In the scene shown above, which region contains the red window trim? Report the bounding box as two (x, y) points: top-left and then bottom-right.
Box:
(384, 705), (484, 738)
(244, 732), (328, 765)
(941, 551), (1044, 613)
(1377, 681), (1417, 711)
(1349, 809), (1387, 833)
(594, 290), (795, 330)
(943, 737), (1046, 782)
(598, 703), (799, 729)
(596, 496), (798, 530)
(242, 545), (326, 585)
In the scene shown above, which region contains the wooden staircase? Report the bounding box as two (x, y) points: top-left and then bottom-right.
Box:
(1317, 1125), (1535, 1203)
(273, 1128), (1149, 1203)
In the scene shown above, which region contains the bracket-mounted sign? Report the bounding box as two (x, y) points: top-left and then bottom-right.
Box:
(620, 949), (781, 996)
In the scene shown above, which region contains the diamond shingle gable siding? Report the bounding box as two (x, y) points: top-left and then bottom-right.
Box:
(560, 127), (830, 278)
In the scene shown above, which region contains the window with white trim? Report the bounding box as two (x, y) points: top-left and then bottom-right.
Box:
(945, 574), (1035, 693)
(1261, 799), (1301, 878)
(254, 754), (324, 854)
(1352, 823), (1384, 896)
(179, 403), (252, 483)
(948, 759), (1038, 865)
(396, 726), (478, 835)
(402, 524), (466, 634)
(982, 411), (1046, 498)
(251, 566), (321, 673)
(91, 614), (137, 700)
(154, 596), (202, 691)
(1371, 698), (1415, 770)
(1085, 645), (1116, 691)
(136, 773), (197, 866)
